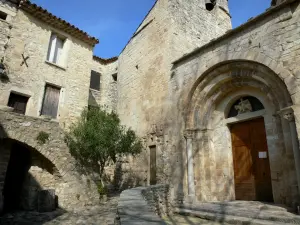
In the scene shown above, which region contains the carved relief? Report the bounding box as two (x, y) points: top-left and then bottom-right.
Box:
(184, 129), (195, 139)
(283, 112), (294, 122)
(235, 98), (253, 114)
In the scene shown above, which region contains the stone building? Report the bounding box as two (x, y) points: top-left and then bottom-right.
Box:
(1, 0), (300, 214)
(0, 0), (117, 212)
(116, 0), (300, 210)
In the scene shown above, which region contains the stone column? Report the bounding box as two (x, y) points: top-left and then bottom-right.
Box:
(283, 110), (300, 196)
(184, 130), (195, 197)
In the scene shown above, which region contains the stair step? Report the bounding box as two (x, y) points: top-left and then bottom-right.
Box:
(179, 202), (300, 224)
(175, 208), (299, 225)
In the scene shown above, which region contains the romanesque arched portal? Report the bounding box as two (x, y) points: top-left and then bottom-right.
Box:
(185, 60), (300, 207)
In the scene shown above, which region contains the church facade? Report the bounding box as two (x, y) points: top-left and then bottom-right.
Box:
(117, 0), (300, 208)
(0, 0), (300, 212)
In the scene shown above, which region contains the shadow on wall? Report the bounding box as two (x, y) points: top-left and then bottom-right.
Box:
(111, 160), (145, 191)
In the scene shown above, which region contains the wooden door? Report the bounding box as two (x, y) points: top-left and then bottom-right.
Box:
(231, 118), (273, 202)
(41, 84), (60, 118)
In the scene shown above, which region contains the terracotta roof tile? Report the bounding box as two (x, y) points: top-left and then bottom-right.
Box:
(93, 55), (118, 65)
(19, 0), (99, 46)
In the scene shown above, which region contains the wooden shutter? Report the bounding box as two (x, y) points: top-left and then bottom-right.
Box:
(54, 37), (64, 64)
(90, 70), (100, 90)
(7, 93), (29, 115)
(41, 84), (60, 118)
(47, 34), (57, 63)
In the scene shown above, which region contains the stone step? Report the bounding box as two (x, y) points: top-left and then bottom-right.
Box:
(174, 208), (298, 225)
(176, 201), (300, 224)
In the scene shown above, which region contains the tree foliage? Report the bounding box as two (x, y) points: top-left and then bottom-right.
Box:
(65, 107), (142, 178)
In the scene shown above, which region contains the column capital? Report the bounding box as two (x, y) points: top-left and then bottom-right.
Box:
(283, 112), (295, 122)
(184, 129), (195, 139)
(278, 107), (295, 122)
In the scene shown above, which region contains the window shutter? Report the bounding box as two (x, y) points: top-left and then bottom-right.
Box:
(90, 70), (101, 90)
(41, 85), (60, 118)
(55, 37), (64, 64)
(47, 34), (57, 63)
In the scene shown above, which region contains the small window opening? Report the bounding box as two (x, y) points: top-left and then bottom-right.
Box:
(90, 70), (101, 91)
(8, 92), (29, 115)
(0, 11), (7, 20)
(112, 73), (117, 82)
(227, 96), (264, 118)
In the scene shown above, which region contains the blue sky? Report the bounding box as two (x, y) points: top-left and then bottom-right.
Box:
(32, 0), (271, 58)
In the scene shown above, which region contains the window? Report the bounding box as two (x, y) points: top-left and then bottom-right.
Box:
(47, 33), (65, 65)
(0, 11), (7, 21)
(8, 93), (29, 115)
(112, 73), (117, 82)
(41, 84), (60, 118)
(90, 70), (101, 91)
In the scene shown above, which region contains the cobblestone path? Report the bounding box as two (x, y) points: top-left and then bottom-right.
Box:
(163, 215), (230, 225)
(0, 195), (119, 225)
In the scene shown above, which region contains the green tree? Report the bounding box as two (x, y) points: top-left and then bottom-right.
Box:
(65, 107), (142, 180)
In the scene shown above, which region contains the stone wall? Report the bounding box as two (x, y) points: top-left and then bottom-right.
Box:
(0, 0), (17, 61)
(89, 59), (118, 112)
(20, 149), (63, 211)
(116, 0), (231, 194)
(141, 184), (171, 217)
(169, 0), (300, 206)
(0, 109), (99, 211)
(0, 9), (94, 128)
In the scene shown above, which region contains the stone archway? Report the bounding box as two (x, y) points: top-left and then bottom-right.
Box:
(185, 60), (300, 207)
(1, 138), (64, 212)
(0, 110), (99, 212)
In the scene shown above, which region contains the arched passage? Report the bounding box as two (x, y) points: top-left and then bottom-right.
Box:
(1, 138), (62, 212)
(185, 60), (300, 207)
(0, 111), (99, 212)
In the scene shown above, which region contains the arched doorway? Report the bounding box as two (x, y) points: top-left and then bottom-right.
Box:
(185, 60), (300, 207)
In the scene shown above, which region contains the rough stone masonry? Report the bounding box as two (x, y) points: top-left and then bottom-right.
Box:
(0, 0), (300, 215)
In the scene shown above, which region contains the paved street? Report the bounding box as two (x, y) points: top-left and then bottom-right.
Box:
(0, 195), (119, 225)
(164, 215), (229, 225)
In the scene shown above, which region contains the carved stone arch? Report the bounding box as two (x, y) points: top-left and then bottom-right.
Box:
(195, 80), (280, 129)
(184, 60), (300, 206)
(186, 60), (292, 129)
(201, 52), (296, 93)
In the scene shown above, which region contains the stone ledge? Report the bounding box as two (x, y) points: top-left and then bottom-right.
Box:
(0, 105), (13, 112)
(116, 186), (167, 225)
(0, 109), (59, 124)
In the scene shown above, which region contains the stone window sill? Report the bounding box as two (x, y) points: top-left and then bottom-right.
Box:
(40, 115), (59, 123)
(45, 61), (66, 71)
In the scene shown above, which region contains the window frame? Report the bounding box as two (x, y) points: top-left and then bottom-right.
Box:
(40, 83), (61, 119)
(7, 92), (30, 115)
(46, 33), (66, 66)
(90, 70), (101, 91)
